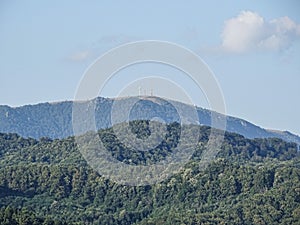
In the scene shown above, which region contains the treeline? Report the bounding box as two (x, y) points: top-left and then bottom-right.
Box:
(0, 121), (299, 224)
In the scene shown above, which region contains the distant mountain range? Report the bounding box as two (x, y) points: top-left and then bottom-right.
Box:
(0, 96), (299, 146)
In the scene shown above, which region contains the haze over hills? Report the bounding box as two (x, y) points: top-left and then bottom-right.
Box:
(0, 96), (299, 146)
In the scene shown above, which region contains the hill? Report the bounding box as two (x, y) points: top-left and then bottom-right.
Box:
(0, 121), (299, 224)
(0, 96), (299, 146)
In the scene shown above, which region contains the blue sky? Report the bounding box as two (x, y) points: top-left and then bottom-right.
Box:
(0, 0), (300, 135)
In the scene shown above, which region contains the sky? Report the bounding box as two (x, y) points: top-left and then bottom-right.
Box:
(0, 0), (300, 135)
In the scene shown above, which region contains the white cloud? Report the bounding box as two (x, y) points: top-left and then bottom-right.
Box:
(221, 11), (300, 53)
(69, 50), (90, 61)
(67, 34), (139, 62)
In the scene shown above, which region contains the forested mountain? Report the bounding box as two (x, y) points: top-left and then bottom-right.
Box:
(1, 96), (299, 145)
(0, 121), (299, 224)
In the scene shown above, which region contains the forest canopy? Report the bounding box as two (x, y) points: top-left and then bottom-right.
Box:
(0, 121), (299, 224)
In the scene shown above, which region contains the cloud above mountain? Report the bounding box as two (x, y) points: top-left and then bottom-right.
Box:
(221, 11), (300, 53)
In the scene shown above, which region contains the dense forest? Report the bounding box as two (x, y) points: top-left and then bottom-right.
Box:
(0, 121), (299, 224)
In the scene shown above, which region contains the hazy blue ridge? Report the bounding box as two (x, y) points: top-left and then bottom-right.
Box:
(0, 96), (299, 146)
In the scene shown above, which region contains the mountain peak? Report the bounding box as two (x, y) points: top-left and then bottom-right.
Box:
(0, 96), (299, 146)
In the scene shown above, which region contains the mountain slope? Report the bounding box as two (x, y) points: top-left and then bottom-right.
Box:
(0, 123), (299, 224)
(0, 96), (299, 146)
